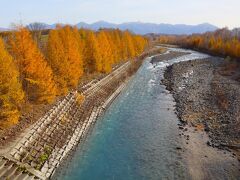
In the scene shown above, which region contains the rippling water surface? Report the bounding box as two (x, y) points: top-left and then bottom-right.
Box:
(54, 48), (209, 180)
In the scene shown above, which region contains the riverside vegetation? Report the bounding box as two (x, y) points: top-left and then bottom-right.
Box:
(158, 28), (240, 62)
(0, 26), (148, 133)
(0, 26), (150, 179)
(158, 28), (240, 160)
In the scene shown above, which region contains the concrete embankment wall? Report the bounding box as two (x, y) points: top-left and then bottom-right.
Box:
(48, 81), (129, 178)
(0, 60), (134, 179)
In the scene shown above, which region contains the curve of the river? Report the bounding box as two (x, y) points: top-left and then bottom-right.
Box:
(54, 48), (214, 180)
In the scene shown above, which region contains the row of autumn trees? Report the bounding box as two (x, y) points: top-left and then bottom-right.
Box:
(158, 28), (240, 58)
(0, 26), (148, 127)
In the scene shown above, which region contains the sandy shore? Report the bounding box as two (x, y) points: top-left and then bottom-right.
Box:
(179, 125), (239, 179)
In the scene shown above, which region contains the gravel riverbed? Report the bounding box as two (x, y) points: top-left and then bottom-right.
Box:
(162, 56), (240, 160)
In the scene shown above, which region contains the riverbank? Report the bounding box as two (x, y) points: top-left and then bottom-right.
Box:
(47, 47), (240, 179)
(0, 69), (120, 149)
(180, 124), (240, 179)
(162, 55), (240, 177)
(52, 47), (189, 180)
(150, 51), (190, 63)
(0, 62), (132, 179)
(0, 46), (167, 153)
(0, 47), (167, 179)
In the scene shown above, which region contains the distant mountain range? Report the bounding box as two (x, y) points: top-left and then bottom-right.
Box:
(1, 21), (218, 35)
(48, 21), (218, 35)
(0, 27), (10, 31)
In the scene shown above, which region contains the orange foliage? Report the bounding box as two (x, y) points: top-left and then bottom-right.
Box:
(158, 28), (240, 59)
(0, 26), (148, 126)
(96, 30), (113, 73)
(81, 30), (101, 73)
(9, 27), (57, 103)
(78, 28), (148, 73)
(0, 37), (24, 126)
(47, 25), (83, 94)
(122, 31), (136, 59)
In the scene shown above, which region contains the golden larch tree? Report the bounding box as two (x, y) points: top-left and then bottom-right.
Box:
(0, 37), (24, 127)
(47, 26), (83, 94)
(122, 31), (136, 59)
(9, 27), (57, 103)
(83, 30), (101, 73)
(58, 26), (83, 88)
(97, 30), (113, 73)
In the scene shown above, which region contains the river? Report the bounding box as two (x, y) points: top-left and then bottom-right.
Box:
(53, 48), (233, 180)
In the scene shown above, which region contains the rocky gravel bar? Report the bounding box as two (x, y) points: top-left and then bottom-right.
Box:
(162, 57), (240, 160)
(150, 51), (190, 63)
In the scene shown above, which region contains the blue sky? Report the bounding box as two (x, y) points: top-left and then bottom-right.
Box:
(1, 0), (239, 28)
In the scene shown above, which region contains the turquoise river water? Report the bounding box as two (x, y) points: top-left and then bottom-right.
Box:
(54, 48), (209, 180)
